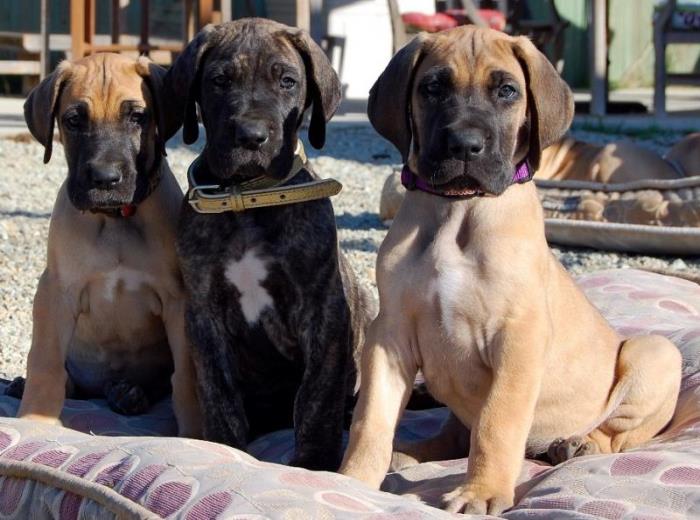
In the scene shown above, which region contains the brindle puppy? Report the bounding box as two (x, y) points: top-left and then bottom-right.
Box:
(164, 19), (372, 470)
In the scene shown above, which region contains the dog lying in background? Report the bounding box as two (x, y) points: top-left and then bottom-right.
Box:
(163, 19), (372, 471)
(380, 132), (700, 222)
(538, 133), (700, 182)
(340, 26), (681, 514)
(12, 53), (201, 437)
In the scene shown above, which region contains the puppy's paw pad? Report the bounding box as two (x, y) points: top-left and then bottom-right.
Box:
(4, 377), (26, 399)
(442, 485), (513, 515)
(548, 436), (598, 465)
(105, 380), (150, 416)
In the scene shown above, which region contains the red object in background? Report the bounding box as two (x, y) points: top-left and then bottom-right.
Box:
(401, 8), (506, 33)
(401, 12), (459, 32)
(448, 9), (507, 31)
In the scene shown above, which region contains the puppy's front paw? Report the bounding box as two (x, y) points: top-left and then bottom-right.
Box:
(442, 484), (513, 515)
(17, 413), (62, 426)
(104, 380), (150, 416)
(547, 436), (598, 465)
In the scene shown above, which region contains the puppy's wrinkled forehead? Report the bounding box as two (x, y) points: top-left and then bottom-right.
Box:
(59, 54), (151, 121)
(206, 26), (304, 76)
(417, 30), (525, 90)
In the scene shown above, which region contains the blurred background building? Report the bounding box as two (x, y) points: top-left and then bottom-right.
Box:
(0, 0), (699, 116)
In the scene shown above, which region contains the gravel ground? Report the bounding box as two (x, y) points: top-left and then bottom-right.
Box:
(1, 122), (699, 379)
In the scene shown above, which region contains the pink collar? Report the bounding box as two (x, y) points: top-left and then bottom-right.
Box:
(400, 160), (532, 198)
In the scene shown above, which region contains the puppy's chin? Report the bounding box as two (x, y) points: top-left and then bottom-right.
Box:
(205, 147), (295, 182)
(67, 187), (137, 212)
(417, 155), (514, 196)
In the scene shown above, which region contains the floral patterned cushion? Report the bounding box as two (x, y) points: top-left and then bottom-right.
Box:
(0, 269), (699, 519)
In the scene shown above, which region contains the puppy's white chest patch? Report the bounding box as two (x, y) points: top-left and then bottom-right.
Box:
(224, 249), (273, 325)
(435, 267), (467, 339)
(102, 266), (155, 303)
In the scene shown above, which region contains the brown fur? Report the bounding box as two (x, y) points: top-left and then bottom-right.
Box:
(538, 137), (692, 183)
(340, 27), (681, 515)
(18, 54), (201, 437)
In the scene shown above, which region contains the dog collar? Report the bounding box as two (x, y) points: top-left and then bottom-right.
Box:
(187, 141), (342, 214)
(401, 160), (533, 198)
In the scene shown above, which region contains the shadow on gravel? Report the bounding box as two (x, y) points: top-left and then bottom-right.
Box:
(0, 210), (51, 219)
(340, 237), (381, 253)
(336, 212), (385, 230)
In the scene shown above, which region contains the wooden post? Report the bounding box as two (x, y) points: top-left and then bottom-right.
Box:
(589, 0), (608, 116)
(86, 0), (96, 55)
(653, 0), (675, 116)
(40, 0), (50, 78)
(199, 0), (214, 30)
(70, 0), (85, 59)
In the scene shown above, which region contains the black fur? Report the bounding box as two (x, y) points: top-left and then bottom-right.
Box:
(164, 19), (371, 470)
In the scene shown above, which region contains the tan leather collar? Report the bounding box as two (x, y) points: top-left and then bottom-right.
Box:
(187, 141), (342, 214)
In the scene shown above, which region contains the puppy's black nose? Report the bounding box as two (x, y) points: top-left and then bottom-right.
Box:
(235, 121), (270, 150)
(87, 164), (122, 188)
(447, 128), (486, 160)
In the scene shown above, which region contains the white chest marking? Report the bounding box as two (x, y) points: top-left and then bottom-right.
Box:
(102, 266), (155, 302)
(224, 249), (273, 325)
(435, 264), (467, 340)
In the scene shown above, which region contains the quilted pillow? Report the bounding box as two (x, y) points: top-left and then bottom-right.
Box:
(0, 269), (698, 519)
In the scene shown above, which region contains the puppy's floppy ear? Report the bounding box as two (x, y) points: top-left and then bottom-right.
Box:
(164, 24), (218, 144)
(512, 36), (574, 170)
(368, 34), (428, 163)
(286, 29), (341, 149)
(23, 60), (72, 164)
(136, 57), (171, 157)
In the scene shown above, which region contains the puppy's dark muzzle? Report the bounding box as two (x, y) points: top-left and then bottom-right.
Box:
(446, 127), (488, 162)
(426, 125), (514, 195)
(84, 162), (125, 189)
(232, 119), (271, 151)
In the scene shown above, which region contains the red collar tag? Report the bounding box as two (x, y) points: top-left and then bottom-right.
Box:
(120, 204), (137, 218)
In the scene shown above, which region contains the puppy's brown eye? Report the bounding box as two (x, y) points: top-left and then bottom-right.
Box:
(212, 75), (231, 88)
(130, 112), (147, 125)
(63, 112), (82, 131)
(425, 81), (442, 96)
(498, 84), (518, 100)
(280, 76), (297, 90)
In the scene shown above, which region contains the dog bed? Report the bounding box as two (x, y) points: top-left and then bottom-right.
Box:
(536, 176), (700, 255)
(0, 269), (699, 519)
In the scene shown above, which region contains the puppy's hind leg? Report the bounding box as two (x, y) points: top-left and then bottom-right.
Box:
(549, 335), (681, 465)
(391, 413), (469, 471)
